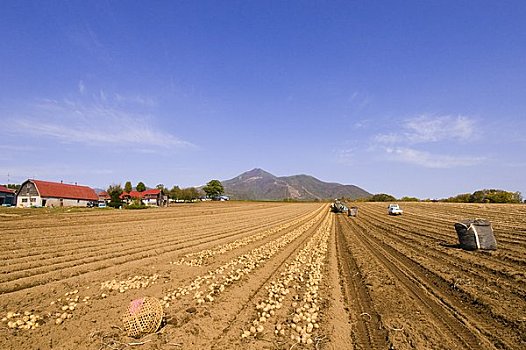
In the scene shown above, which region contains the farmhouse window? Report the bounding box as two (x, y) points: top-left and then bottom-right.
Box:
(22, 198), (28, 202)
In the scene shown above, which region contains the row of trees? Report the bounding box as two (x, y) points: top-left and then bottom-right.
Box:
(106, 180), (225, 208)
(348, 189), (522, 204)
(443, 189), (522, 204)
(161, 180), (224, 200)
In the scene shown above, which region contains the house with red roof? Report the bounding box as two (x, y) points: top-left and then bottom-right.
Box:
(16, 179), (98, 207)
(119, 190), (142, 202)
(119, 188), (167, 206)
(0, 185), (16, 206)
(142, 189), (166, 206)
(97, 191), (111, 203)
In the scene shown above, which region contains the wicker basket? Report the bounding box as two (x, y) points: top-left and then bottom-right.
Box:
(122, 297), (164, 338)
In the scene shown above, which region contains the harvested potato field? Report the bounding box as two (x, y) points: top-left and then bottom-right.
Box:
(1, 201), (525, 350)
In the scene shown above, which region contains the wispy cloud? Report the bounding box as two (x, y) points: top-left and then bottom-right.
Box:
(12, 97), (193, 150)
(68, 22), (112, 64)
(113, 93), (157, 107)
(0, 164), (114, 185)
(0, 145), (37, 152)
(0, 145), (37, 161)
(334, 148), (356, 165)
(348, 91), (371, 110)
(385, 147), (485, 168)
(375, 115), (477, 144)
(367, 114), (484, 169)
(78, 80), (85, 95)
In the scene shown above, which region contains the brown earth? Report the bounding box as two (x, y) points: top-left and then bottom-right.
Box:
(0, 201), (525, 350)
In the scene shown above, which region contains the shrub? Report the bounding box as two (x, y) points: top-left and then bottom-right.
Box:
(126, 199), (148, 210)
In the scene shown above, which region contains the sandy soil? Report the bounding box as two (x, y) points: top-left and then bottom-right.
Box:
(0, 201), (524, 350)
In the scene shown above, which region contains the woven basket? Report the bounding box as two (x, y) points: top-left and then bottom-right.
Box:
(122, 297), (163, 338)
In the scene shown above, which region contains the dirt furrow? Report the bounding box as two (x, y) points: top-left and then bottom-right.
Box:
(0, 208), (323, 294)
(0, 211), (298, 275)
(345, 214), (494, 350)
(360, 207), (526, 277)
(335, 215), (389, 350)
(356, 208), (526, 304)
(128, 208), (330, 350)
(1, 202), (525, 350)
(0, 206), (311, 255)
(207, 212), (329, 349)
(349, 215), (522, 349)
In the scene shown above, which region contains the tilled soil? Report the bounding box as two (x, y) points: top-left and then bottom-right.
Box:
(1, 202), (525, 350)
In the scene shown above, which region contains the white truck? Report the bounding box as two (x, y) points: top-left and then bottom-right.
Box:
(388, 204), (403, 215)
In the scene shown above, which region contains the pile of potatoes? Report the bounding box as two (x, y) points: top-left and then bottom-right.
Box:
(242, 214), (331, 346)
(100, 274), (159, 294)
(48, 288), (93, 325)
(3, 311), (42, 330)
(3, 288), (96, 330)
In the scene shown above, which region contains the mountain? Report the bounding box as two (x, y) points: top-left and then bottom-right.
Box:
(221, 168), (371, 201)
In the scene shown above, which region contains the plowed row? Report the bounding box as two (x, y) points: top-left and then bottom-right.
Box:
(1, 202), (525, 349)
(336, 202), (526, 350)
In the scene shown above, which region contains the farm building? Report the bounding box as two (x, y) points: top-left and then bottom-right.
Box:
(142, 189), (168, 206)
(16, 179), (98, 207)
(120, 189), (168, 207)
(0, 185), (16, 206)
(97, 191), (111, 203)
(119, 190), (142, 204)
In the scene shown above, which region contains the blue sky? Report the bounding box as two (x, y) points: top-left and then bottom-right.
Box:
(1, 1), (525, 199)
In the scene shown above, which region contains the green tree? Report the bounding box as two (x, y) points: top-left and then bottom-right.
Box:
(124, 181), (132, 193)
(169, 185), (181, 200)
(107, 184), (123, 208)
(188, 187), (201, 200)
(136, 182), (146, 192)
(469, 190), (487, 203)
(179, 188), (190, 202)
(472, 189), (522, 203)
(203, 180), (224, 198)
(180, 187), (201, 201)
(368, 193), (397, 202)
(6, 184), (21, 191)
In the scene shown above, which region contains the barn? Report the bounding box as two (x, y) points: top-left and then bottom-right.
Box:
(16, 179), (98, 207)
(0, 185), (16, 206)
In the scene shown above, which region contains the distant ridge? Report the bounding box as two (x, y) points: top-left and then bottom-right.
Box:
(222, 168), (371, 201)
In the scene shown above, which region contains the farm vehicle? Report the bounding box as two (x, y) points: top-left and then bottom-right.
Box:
(331, 200), (348, 214)
(331, 200), (359, 217)
(388, 204), (403, 215)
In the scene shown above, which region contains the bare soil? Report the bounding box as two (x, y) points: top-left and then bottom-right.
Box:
(1, 201), (525, 350)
